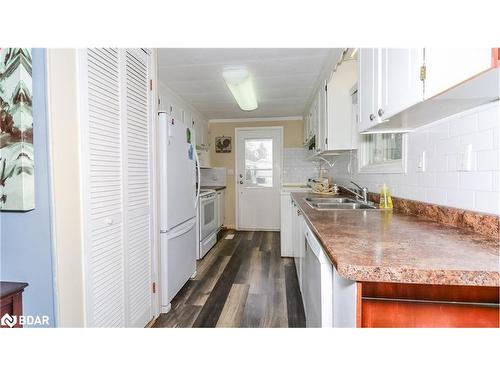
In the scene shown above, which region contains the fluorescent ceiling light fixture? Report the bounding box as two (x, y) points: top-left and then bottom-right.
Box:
(222, 68), (258, 111)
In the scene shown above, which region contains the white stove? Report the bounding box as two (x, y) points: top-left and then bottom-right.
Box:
(196, 188), (218, 259)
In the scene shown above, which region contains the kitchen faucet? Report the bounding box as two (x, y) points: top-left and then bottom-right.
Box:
(336, 181), (368, 204)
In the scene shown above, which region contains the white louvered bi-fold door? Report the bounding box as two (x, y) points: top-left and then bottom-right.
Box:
(122, 49), (153, 327)
(81, 48), (153, 327)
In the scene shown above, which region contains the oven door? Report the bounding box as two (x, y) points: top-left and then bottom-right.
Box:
(200, 194), (217, 240)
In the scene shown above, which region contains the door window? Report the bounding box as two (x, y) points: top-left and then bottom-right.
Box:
(244, 138), (273, 187)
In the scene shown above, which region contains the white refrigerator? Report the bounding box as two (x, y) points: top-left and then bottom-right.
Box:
(159, 111), (200, 313)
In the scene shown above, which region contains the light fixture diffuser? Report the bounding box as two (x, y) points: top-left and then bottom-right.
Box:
(222, 68), (258, 111)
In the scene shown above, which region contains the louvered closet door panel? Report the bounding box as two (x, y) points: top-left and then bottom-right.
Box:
(85, 48), (125, 327)
(123, 49), (152, 327)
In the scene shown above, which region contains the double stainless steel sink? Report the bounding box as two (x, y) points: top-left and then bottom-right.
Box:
(304, 196), (378, 210)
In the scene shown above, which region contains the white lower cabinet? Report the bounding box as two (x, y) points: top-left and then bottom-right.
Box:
(299, 210), (357, 328)
(280, 193), (294, 257)
(216, 189), (225, 228)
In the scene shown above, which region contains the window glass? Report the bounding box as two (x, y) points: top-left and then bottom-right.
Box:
(366, 133), (403, 165)
(244, 139), (273, 187)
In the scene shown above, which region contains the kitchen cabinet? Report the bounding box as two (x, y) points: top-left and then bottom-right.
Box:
(303, 89), (325, 150)
(325, 58), (358, 150)
(216, 189), (225, 228)
(280, 187), (311, 257)
(424, 48), (494, 99)
(358, 48), (499, 132)
(287, 197), (357, 327)
(280, 193), (294, 257)
(358, 48), (423, 131)
(357, 282), (499, 328)
(379, 48), (423, 120)
(358, 48), (379, 132)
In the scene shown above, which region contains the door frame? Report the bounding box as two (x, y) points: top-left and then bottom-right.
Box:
(234, 126), (284, 231)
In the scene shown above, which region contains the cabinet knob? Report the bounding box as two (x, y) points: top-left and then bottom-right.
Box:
(239, 181), (243, 185)
(369, 114), (375, 121)
(378, 108), (384, 117)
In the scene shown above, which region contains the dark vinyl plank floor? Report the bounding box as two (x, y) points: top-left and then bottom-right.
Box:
(152, 230), (306, 328)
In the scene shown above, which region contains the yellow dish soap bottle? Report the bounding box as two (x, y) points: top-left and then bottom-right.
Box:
(379, 183), (393, 209)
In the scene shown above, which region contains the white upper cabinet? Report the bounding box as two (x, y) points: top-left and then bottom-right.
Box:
(424, 48), (493, 99)
(358, 48), (498, 132)
(326, 58), (358, 150)
(359, 48), (423, 131)
(358, 48), (380, 132)
(379, 48), (423, 120)
(317, 82), (328, 151)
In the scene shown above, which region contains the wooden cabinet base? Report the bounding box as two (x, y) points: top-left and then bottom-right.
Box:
(357, 282), (499, 328)
(0, 282), (28, 328)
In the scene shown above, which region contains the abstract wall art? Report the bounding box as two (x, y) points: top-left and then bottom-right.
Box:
(0, 48), (34, 211)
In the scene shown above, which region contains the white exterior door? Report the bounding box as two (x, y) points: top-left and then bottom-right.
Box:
(236, 127), (282, 231)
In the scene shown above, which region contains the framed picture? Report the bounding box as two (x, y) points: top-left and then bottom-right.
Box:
(215, 136), (231, 153)
(0, 48), (34, 211)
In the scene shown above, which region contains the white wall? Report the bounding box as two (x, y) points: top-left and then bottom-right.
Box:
(46, 49), (85, 326)
(329, 101), (500, 215)
(158, 81), (208, 132)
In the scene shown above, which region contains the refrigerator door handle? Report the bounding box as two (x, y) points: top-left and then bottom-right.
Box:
(166, 218), (196, 240)
(194, 148), (201, 209)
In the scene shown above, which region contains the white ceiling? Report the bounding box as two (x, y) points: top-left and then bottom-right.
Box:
(157, 48), (342, 120)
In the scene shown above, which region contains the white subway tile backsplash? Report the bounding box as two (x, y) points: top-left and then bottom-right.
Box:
(492, 171), (499, 191)
(474, 191), (500, 214)
(477, 104), (500, 130)
(449, 113), (477, 137)
(477, 150), (499, 171)
(425, 188), (448, 205)
(459, 171), (493, 191)
(461, 129), (494, 151)
(283, 148), (318, 184)
(437, 172), (460, 189)
(328, 102), (500, 215)
(446, 190), (475, 211)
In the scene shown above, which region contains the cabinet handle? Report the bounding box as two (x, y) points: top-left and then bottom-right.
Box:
(378, 108), (384, 117)
(369, 114), (375, 121)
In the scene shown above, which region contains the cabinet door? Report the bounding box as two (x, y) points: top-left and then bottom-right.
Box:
(280, 194), (293, 257)
(82, 48), (126, 327)
(379, 48), (423, 120)
(317, 82), (328, 151)
(358, 48), (380, 132)
(220, 190), (225, 227)
(326, 59), (358, 150)
(122, 49), (153, 328)
(424, 48), (493, 99)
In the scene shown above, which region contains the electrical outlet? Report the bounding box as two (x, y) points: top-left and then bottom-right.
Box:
(417, 151), (426, 172)
(456, 144), (472, 171)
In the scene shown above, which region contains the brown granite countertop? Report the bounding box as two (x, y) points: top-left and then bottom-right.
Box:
(291, 192), (500, 287)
